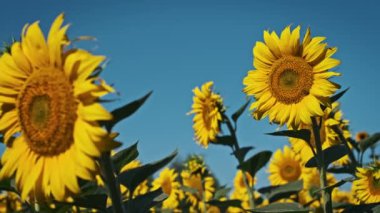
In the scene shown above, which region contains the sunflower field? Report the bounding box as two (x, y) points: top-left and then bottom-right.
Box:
(0, 3), (378, 213)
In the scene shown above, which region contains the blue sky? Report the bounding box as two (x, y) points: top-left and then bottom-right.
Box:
(0, 0), (379, 188)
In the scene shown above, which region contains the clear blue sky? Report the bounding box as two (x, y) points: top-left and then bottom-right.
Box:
(0, 0), (379, 188)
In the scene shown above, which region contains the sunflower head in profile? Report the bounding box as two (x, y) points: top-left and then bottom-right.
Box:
(243, 26), (341, 128)
(268, 146), (304, 185)
(289, 102), (352, 165)
(152, 168), (181, 210)
(189, 81), (224, 148)
(352, 167), (380, 204)
(0, 14), (118, 202)
(180, 157), (215, 211)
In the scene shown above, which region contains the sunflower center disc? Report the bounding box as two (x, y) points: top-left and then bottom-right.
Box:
(162, 177), (172, 195)
(270, 56), (313, 104)
(282, 164), (300, 181)
(17, 68), (77, 156)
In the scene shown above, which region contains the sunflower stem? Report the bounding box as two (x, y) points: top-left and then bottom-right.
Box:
(100, 152), (125, 213)
(331, 125), (358, 166)
(223, 114), (255, 209)
(311, 117), (332, 213)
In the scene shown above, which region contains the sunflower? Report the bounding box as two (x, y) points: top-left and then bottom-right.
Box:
(181, 158), (215, 211)
(289, 102), (352, 165)
(229, 190), (262, 212)
(243, 26), (341, 128)
(152, 168), (181, 210)
(352, 167), (380, 203)
(332, 189), (352, 204)
(189, 81), (224, 148)
(0, 14), (117, 201)
(233, 170), (256, 193)
(355, 131), (369, 142)
(0, 191), (23, 212)
(268, 146), (304, 185)
(298, 168), (336, 208)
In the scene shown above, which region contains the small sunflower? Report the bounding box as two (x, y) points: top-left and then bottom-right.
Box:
(181, 159), (215, 211)
(355, 131), (369, 142)
(268, 146), (304, 185)
(332, 189), (352, 204)
(0, 191), (23, 212)
(352, 167), (380, 203)
(290, 102), (352, 165)
(0, 14), (117, 201)
(120, 160), (150, 198)
(243, 26), (341, 128)
(233, 170), (256, 193)
(189, 81), (224, 148)
(299, 168), (336, 208)
(152, 168), (181, 210)
(229, 190), (261, 212)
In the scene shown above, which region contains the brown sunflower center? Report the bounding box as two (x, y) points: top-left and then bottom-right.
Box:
(17, 68), (77, 156)
(202, 98), (219, 130)
(161, 177), (172, 195)
(270, 56), (313, 104)
(188, 174), (204, 198)
(281, 163), (301, 181)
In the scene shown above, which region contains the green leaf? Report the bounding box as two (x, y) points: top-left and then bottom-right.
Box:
(330, 88), (349, 103)
(321, 88), (349, 111)
(258, 180), (303, 203)
(112, 142), (139, 174)
(122, 188), (167, 213)
(249, 202), (309, 213)
(359, 132), (380, 152)
(232, 146), (254, 162)
(0, 179), (16, 192)
(180, 185), (199, 194)
(238, 151), (272, 178)
(79, 180), (107, 196)
(104, 91), (152, 131)
(213, 186), (231, 200)
(118, 150), (177, 195)
(72, 194), (107, 210)
(337, 202), (380, 212)
(266, 129), (311, 143)
(232, 99), (250, 123)
(207, 199), (242, 211)
(313, 177), (355, 194)
(327, 166), (356, 175)
(305, 145), (348, 168)
(210, 136), (235, 147)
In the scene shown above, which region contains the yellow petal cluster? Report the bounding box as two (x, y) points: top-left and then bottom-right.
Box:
(0, 14), (116, 201)
(243, 26), (341, 128)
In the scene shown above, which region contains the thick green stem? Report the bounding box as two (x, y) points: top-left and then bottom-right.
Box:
(331, 125), (358, 166)
(100, 152), (125, 213)
(311, 117), (332, 213)
(223, 115), (255, 209)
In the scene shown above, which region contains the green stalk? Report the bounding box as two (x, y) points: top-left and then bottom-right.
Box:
(311, 117), (332, 213)
(331, 125), (358, 166)
(100, 152), (125, 213)
(223, 114), (255, 209)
